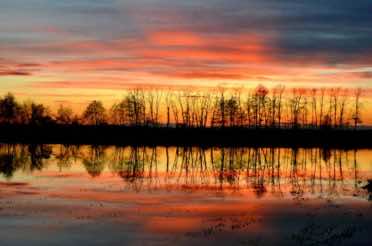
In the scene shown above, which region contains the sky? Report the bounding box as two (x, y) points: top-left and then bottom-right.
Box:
(1, 0), (372, 109)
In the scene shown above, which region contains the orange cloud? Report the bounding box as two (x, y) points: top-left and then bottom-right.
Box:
(141, 31), (272, 64)
(36, 31), (275, 83)
(149, 31), (205, 46)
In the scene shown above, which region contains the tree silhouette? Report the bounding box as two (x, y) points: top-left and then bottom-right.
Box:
(18, 102), (52, 125)
(118, 91), (146, 126)
(82, 146), (106, 177)
(28, 144), (52, 171)
(254, 85), (269, 128)
(56, 105), (73, 124)
(110, 101), (127, 125)
(352, 88), (363, 129)
(0, 145), (20, 178)
(83, 100), (106, 125)
(0, 93), (19, 124)
(31, 103), (52, 125)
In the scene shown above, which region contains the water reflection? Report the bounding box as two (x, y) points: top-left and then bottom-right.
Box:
(0, 144), (371, 200)
(0, 144), (52, 178)
(82, 146), (107, 178)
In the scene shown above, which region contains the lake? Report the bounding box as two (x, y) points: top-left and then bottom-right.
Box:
(0, 144), (371, 246)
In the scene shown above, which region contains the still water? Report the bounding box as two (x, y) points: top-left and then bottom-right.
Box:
(0, 144), (371, 246)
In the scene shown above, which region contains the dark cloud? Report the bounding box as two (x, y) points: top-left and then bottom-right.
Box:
(17, 63), (41, 68)
(120, 1), (372, 67)
(266, 1), (372, 63)
(0, 70), (32, 76)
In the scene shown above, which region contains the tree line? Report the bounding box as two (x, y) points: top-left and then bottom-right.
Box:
(0, 85), (365, 129)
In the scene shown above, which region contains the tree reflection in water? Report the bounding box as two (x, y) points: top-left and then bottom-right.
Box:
(0, 144), (52, 178)
(82, 145), (107, 178)
(0, 144), (371, 200)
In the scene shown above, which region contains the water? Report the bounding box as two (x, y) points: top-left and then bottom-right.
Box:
(0, 144), (371, 246)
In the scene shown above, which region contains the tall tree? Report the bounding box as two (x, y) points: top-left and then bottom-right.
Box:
(83, 100), (106, 125)
(352, 88), (363, 129)
(0, 93), (19, 124)
(30, 103), (52, 125)
(110, 101), (127, 125)
(56, 105), (73, 124)
(255, 85), (269, 128)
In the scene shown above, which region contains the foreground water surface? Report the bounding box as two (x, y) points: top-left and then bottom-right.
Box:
(0, 144), (371, 246)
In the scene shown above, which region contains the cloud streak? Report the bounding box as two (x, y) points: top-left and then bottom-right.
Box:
(0, 70), (31, 76)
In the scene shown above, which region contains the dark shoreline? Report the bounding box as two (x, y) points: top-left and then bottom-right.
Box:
(0, 125), (371, 148)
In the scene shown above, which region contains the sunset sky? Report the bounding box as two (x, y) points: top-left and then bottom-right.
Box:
(1, 0), (372, 109)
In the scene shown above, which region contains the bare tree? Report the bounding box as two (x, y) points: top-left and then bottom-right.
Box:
(110, 101), (127, 125)
(145, 90), (162, 127)
(288, 88), (303, 129)
(352, 88), (363, 129)
(165, 90), (172, 127)
(254, 85), (269, 128)
(338, 89), (349, 128)
(122, 90), (146, 126)
(319, 88), (326, 128)
(310, 88), (318, 128)
(276, 85), (285, 128)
